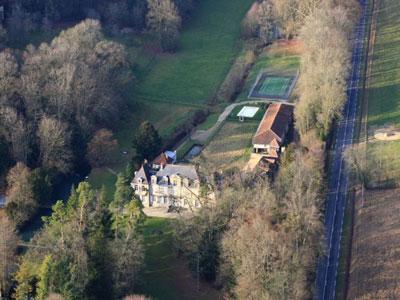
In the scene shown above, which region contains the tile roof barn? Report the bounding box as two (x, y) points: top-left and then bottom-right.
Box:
(252, 103), (293, 152)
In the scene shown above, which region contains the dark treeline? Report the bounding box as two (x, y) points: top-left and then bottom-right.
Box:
(3, 0), (198, 27)
(1, 0), (199, 50)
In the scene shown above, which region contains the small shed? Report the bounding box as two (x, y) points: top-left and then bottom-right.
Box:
(237, 106), (259, 122)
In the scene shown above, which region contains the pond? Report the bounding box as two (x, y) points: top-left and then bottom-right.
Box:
(185, 144), (203, 160)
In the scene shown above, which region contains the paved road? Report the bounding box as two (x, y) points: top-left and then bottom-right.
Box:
(315, 0), (369, 299)
(0, 194), (5, 208)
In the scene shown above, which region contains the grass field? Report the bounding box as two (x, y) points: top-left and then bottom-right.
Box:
(134, 0), (253, 105)
(366, 0), (400, 184)
(138, 218), (221, 300)
(195, 121), (257, 172)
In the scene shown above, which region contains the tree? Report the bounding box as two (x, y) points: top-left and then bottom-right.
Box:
(36, 255), (53, 300)
(0, 49), (19, 98)
(14, 181), (144, 299)
(132, 121), (162, 164)
(257, 1), (274, 45)
(295, 5), (354, 139)
(110, 234), (144, 298)
(146, 0), (181, 52)
(21, 19), (132, 135)
(5, 163), (37, 227)
(0, 107), (32, 164)
(0, 214), (20, 298)
(87, 129), (118, 168)
(37, 116), (73, 174)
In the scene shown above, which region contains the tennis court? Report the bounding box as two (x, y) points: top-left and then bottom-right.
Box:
(249, 72), (297, 100)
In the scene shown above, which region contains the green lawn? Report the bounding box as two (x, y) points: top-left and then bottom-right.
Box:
(134, 0), (253, 105)
(138, 217), (221, 300)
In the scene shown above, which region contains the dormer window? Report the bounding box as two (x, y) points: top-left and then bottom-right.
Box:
(163, 176), (169, 184)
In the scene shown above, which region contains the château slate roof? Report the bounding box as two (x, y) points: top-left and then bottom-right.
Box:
(156, 165), (199, 181)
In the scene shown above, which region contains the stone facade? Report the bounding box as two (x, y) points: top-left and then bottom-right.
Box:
(131, 163), (201, 209)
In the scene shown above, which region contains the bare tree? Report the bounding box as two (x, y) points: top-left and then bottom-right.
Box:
(0, 214), (20, 298)
(37, 116), (72, 174)
(5, 163), (37, 227)
(146, 0), (181, 52)
(87, 129), (118, 168)
(295, 5), (354, 138)
(257, 1), (274, 45)
(0, 49), (19, 98)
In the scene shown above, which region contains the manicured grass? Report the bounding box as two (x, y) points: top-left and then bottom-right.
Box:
(237, 42), (300, 102)
(134, 0), (253, 105)
(138, 217), (221, 300)
(195, 121), (258, 172)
